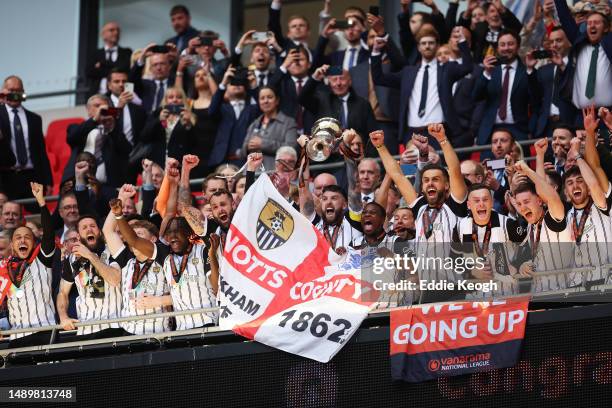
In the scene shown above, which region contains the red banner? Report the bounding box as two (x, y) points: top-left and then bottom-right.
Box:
(390, 299), (529, 382)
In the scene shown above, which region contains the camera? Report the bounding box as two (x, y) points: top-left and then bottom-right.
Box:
(165, 104), (185, 115)
(149, 44), (169, 54)
(100, 107), (120, 118)
(5, 92), (26, 102)
(231, 67), (249, 86)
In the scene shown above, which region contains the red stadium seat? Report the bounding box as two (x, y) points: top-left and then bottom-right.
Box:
(45, 117), (84, 194)
(470, 152), (481, 162)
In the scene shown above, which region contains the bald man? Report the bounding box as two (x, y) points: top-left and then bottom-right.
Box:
(86, 21), (132, 96)
(460, 160), (486, 185)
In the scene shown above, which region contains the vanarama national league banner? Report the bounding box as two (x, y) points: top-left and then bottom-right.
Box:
(390, 299), (529, 382)
(218, 174), (374, 363)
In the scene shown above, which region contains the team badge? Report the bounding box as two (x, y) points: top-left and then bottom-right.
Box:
(256, 199), (294, 250)
(100, 252), (108, 262)
(153, 266), (161, 273)
(192, 258), (199, 265)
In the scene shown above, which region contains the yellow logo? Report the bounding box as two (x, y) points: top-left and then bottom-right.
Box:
(256, 199), (294, 250)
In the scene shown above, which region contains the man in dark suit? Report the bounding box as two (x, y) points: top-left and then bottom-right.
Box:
(371, 27), (473, 148)
(86, 22), (132, 96)
(268, 0), (313, 61)
(165, 5), (200, 54)
(473, 30), (540, 145)
(207, 66), (260, 169)
(129, 47), (176, 113)
(268, 46), (316, 135)
(61, 94), (132, 188)
(299, 65), (377, 156)
(106, 69), (147, 183)
(230, 30), (277, 88)
(471, 0), (522, 63)
(0, 76), (53, 204)
(555, 0), (612, 123)
(313, 15), (369, 70)
(181, 31), (231, 87)
(534, 26), (578, 138)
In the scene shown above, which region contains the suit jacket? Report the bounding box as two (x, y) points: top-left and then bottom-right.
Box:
(242, 111), (298, 169)
(267, 72), (317, 132)
(534, 63), (579, 137)
(371, 41), (474, 141)
(207, 88), (260, 167)
(61, 118), (132, 187)
(140, 111), (196, 166)
(0, 106), (52, 186)
(349, 61), (400, 123)
(128, 64), (176, 113)
(472, 61), (540, 145)
(267, 5), (314, 59)
(398, 10), (448, 66)
(452, 65), (485, 140)
(554, 0), (612, 108)
(298, 80), (377, 141)
(86, 47), (132, 95)
(312, 36), (369, 69)
(165, 26), (200, 54)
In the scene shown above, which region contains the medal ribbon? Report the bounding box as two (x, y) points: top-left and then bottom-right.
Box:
(170, 245), (192, 283)
(8, 245), (40, 288)
(529, 217), (543, 259)
(572, 199), (592, 245)
(132, 260), (154, 289)
(472, 220), (492, 259)
(422, 205), (442, 239)
(323, 223), (342, 249)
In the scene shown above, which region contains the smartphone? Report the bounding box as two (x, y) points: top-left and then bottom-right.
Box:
(334, 20), (353, 29)
(199, 36), (214, 46)
(150, 45), (169, 53)
(326, 65), (343, 76)
(124, 82), (134, 93)
(6, 92), (26, 102)
(369, 6), (380, 16)
(100, 107), (120, 118)
(165, 104), (185, 114)
(400, 164), (417, 176)
(532, 49), (552, 59)
(252, 31), (269, 42)
(487, 158), (506, 171)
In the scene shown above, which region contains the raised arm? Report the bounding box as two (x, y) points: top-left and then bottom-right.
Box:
(533, 138), (548, 179)
(570, 137), (607, 210)
(30, 182), (55, 258)
(515, 161), (565, 221)
(583, 106), (609, 192)
(178, 155), (199, 210)
(369, 130), (418, 204)
(428, 124), (467, 202)
(102, 207), (124, 256)
(111, 198), (156, 259)
(296, 136), (316, 219)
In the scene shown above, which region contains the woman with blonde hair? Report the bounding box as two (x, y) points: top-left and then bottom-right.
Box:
(141, 86), (196, 165)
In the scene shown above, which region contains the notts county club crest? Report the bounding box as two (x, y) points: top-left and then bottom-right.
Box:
(256, 199), (294, 250)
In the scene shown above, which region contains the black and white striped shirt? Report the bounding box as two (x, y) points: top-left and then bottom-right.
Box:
(451, 212), (527, 298)
(162, 243), (218, 330)
(311, 210), (363, 251)
(411, 194), (468, 283)
(113, 242), (172, 335)
(566, 184), (612, 287)
(5, 246), (56, 340)
(61, 247), (122, 335)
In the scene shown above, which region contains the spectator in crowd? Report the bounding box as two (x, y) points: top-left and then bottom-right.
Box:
(72, 154), (119, 222)
(268, 0), (313, 60)
(87, 22), (132, 96)
(62, 94), (132, 188)
(216, 163), (240, 192)
(484, 128), (514, 212)
(165, 5), (200, 53)
(358, 158), (381, 204)
(181, 31), (231, 86)
(549, 123), (575, 175)
(318, 3), (369, 53)
(0, 229), (11, 257)
(473, 30), (540, 144)
(0, 202), (22, 231)
(460, 160), (486, 185)
(448, 0), (485, 32)
(534, 26), (578, 138)
(471, 0), (523, 62)
(241, 86), (298, 170)
(207, 65), (260, 170)
(371, 27), (473, 149)
(56, 193), (80, 242)
(268, 46), (315, 135)
(231, 30), (278, 87)
(392, 206), (415, 242)
(141, 86), (196, 166)
(398, 0), (448, 65)
(555, 0), (611, 124)
(315, 11), (369, 70)
(130, 46), (176, 113)
(0, 191), (8, 211)
(0, 76), (53, 202)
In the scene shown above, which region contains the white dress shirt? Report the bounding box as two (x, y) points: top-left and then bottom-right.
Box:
(5, 105), (33, 169)
(343, 46), (361, 70)
(361, 192), (374, 203)
(98, 46), (118, 93)
(231, 100), (245, 119)
(572, 43), (612, 109)
(254, 69), (270, 87)
(483, 59), (518, 125)
(110, 94), (134, 145)
(408, 60), (444, 128)
(83, 127), (107, 183)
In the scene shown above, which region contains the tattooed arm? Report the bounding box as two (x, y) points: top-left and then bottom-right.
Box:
(178, 155), (199, 210)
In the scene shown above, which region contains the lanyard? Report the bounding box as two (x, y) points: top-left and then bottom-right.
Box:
(170, 246), (192, 283)
(472, 220), (492, 258)
(529, 218), (543, 259)
(572, 199), (592, 245)
(423, 206), (442, 239)
(132, 259), (154, 289)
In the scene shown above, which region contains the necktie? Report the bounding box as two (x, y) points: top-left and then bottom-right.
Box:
(363, 194), (371, 202)
(94, 126), (105, 165)
(340, 98), (348, 128)
(154, 81), (165, 112)
(258, 73), (266, 87)
(11, 109), (28, 167)
(105, 50), (112, 62)
(418, 65), (429, 118)
(552, 66), (562, 106)
(498, 65), (511, 121)
(176, 36), (184, 53)
(585, 44), (599, 99)
(348, 48), (357, 69)
(296, 79), (304, 129)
